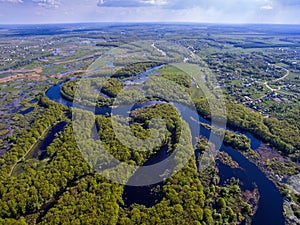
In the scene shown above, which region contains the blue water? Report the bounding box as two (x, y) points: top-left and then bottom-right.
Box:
(31, 122), (67, 160)
(29, 98), (38, 104)
(124, 65), (164, 85)
(19, 107), (34, 115)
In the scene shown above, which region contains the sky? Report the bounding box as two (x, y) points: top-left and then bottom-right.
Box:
(0, 0), (300, 24)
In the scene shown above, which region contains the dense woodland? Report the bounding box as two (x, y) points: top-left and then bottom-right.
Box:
(112, 62), (162, 79)
(60, 62), (300, 165)
(0, 61), (299, 224)
(194, 94), (300, 160)
(0, 95), (253, 224)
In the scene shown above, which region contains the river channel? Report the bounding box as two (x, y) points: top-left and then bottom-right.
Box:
(45, 67), (284, 225)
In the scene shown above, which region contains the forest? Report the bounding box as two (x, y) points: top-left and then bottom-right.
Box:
(59, 62), (300, 160)
(0, 57), (298, 225)
(0, 94), (254, 224)
(194, 96), (300, 160)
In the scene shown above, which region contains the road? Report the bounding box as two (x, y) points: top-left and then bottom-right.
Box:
(264, 66), (290, 92)
(151, 43), (167, 56)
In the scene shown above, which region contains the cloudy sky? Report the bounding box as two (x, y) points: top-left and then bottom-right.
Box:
(0, 0), (299, 24)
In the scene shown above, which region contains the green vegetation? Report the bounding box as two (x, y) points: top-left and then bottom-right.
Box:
(1, 24), (300, 224)
(113, 62), (162, 78)
(0, 96), (66, 179)
(218, 152), (239, 169)
(0, 123), (92, 222)
(101, 78), (123, 98)
(95, 103), (182, 165)
(60, 63), (194, 108)
(224, 131), (251, 151)
(60, 78), (124, 101)
(119, 161), (252, 225)
(60, 80), (77, 101)
(0, 128), (9, 137)
(194, 99), (299, 159)
(266, 158), (299, 177)
(0, 99), (253, 225)
(159, 65), (192, 90)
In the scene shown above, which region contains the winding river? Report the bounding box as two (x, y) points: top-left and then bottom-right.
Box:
(45, 69), (285, 225)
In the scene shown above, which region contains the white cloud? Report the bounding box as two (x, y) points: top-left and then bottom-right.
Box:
(144, 0), (168, 6)
(0, 0), (23, 3)
(261, 4), (273, 10)
(0, 0), (61, 8)
(32, 0), (61, 8)
(1, 0), (300, 24)
(97, 0), (275, 11)
(98, 0), (169, 7)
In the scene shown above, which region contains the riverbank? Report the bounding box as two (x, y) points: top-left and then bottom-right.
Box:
(9, 119), (66, 177)
(9, 123), (53, 177)
(44, 64), (290, 225)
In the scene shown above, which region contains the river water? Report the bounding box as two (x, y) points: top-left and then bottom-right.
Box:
(30, 121), (67, 160)
(45, 70), (285, 225)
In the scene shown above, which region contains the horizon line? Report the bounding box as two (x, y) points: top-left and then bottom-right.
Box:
(1, 21), (300, 26)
